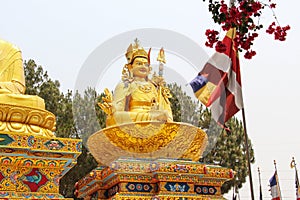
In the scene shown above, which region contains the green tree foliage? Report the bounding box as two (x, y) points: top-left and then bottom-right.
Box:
(72, 88), (102, 142)
(61, 88), (102, 198)
(201, 118), (255, 193)
(167, 84), (200, 126)
(24, 59), (75, 138)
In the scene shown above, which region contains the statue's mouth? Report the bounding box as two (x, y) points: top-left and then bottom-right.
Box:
(139, 68), (147, 72)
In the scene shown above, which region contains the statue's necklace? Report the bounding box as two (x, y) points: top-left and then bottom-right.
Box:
(134, 81), (152, 93)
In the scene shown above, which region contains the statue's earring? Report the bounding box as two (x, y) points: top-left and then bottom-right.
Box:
(122, 64), (134, 83)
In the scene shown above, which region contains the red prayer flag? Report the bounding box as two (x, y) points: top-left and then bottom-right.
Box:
(190, 28), (243, 125)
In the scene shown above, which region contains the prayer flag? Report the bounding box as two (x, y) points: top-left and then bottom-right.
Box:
(190, 28), (243, 125)
(269, 172), (281, 200)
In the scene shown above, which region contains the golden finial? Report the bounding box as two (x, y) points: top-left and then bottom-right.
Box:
(133, 38), (140, 49)
(157, 48), (166, 64)
(291, 157), (296, 168)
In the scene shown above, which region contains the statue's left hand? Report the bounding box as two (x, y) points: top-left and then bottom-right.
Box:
(149, 110), (168, 122)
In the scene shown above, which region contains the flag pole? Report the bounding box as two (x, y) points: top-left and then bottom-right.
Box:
(227, 0), (255, 199)
(291, 157), (299, 199)
(273, 160), (282, 199)
(232, 185), (235, 200)
(258, 167), (263, 200)
(291, 157), (298, 177)
(241, 108), (255, 200)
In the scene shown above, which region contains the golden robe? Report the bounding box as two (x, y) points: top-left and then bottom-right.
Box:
(0, 39), (26, 94)
(108, 80), (173, 126)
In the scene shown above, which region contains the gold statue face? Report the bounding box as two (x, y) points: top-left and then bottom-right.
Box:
(129, 57), (150, 79)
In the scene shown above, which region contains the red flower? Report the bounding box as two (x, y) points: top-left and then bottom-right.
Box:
(283, 25), (291, 31)
(203, 0), (290, 59)
(215, 41), (227, 53)
(220, 3), (228, 13)
(244, 50), (256, 59)
(205, 29), (219, 48)
(270, 3), (276, 8)
(266, 22), (276, 34)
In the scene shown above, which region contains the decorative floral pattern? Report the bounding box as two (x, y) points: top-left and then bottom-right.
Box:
(44, 139), (65, 150)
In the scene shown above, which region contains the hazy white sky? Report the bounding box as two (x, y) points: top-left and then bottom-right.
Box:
(1, 0), (299, 199)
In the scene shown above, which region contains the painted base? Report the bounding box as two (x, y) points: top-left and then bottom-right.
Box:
(76, 158), (234, 200)
(0, 131), (82, 199)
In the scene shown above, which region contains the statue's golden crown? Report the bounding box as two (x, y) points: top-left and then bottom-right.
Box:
(125, 39), (148, 64)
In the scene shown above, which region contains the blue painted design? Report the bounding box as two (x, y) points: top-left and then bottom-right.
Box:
(76, 141), (82, 152)
(136, 183), (143, 191)
(22, 193), (32, 198)
(24, 171), (42, 184)
(202, 186), (208, 194)
(27, 135), (35, 147)
(0, 134), (14, 145)
(0, 192), (9, 197)
(46, 194), (55, 198)
(150, 161), (159, 172)
(165, 182), (189, 192)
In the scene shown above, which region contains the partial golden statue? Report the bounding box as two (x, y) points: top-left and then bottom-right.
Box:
(0, 39), (55, 137)
(0, 39), (26, 94)
(88, 39), (208, 164)
(99, 39), (173, 127)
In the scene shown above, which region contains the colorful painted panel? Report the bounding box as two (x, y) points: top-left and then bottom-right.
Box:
(165, 182), (190, 192)
(126, 182), (153, 193)
(194, 185), (217, 195)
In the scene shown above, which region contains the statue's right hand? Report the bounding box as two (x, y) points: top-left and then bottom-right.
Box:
(98, 102), (112, 115)
(98, 88), (113, 115)
(102, 88), (112, 103)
